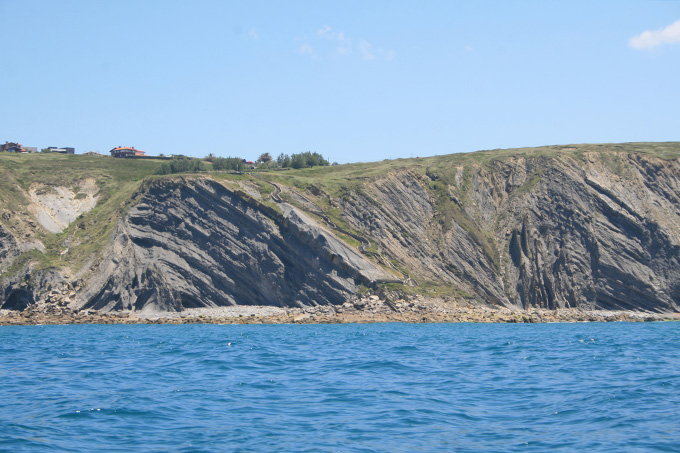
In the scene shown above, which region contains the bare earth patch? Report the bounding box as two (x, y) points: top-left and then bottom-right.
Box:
(28, 178), (99, 233)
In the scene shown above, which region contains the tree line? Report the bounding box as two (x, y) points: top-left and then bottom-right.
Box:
(157, 151), (331, 175)
(275, 151), (329, 169)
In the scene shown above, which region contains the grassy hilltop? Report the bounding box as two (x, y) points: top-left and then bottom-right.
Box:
(260, 141), (680, 195)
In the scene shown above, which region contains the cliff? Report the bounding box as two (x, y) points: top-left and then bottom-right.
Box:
(80, 177), (395, 313)
(2, 143), (680, 315)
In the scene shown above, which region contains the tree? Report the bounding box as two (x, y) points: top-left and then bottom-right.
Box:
(212, 157), (244, 172)
(276, 151), (329, 169)
(157, 157), (206, 175)
(304, 151), (329, 167)
(277, 153), (291, 168)
(291, 153), (307, 169)
(258, 152), (272, 163)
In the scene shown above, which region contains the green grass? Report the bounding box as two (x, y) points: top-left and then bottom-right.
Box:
(599, 152), (626, 176)
(0, 153), (162, 190)
(514, 169), (543, 195)
(380, 280), (468, 298)
(259, 142), (680, 200)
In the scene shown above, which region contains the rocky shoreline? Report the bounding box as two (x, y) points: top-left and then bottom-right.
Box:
(1, 295), (677, 326)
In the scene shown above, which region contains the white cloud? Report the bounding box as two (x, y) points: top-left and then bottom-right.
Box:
(318, 25), (332, 39)
(248, 28), (258, 40)
(359, 40), (395, 61)
(301, 26), (395, 61)
(359, 40), (375, 60)
(318, 25), (347, 42)
(318, 25), (353, 56)
(299, 43), (314, 55)
(630, 19), (680, 50)
(336, 46), (352, 56)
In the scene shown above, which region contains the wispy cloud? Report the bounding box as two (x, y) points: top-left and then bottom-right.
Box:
(318, 25), (347, 42)
(298, 43), (314, 55)
(358, 40), (395, 61)
(248, 28), (258, 40)
(318, 25), (353, 56)
(300, 25), (394, 61)
(630, 19), (680, 50)
(359, 40), (375, 60)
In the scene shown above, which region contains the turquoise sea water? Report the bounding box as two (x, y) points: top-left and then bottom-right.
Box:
(0, 322), (678, 452)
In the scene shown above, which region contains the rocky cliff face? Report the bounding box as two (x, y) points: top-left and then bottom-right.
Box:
(0, 224), (20, 275)
(78, 177), (394, 313)
(2, 149), (680, 314)
(336, 152), (680, 312)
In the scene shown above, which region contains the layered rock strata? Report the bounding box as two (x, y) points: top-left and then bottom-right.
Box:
(337, 153), (680, 312)
(2, 150), (680, 314)
(79, 177), (395, 312)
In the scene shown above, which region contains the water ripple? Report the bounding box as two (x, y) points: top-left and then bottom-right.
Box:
(0, 322), (679, 451)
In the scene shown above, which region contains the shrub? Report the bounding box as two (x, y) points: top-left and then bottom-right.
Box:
(212, 157), (245, 172)
(157, 158), (206, 174)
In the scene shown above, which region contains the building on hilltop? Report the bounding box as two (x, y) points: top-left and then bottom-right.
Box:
(1, 142), (25, 153)
(1, 142), (38, 153)
(47, 147), (75, 154)
(110, 146), (146, 158)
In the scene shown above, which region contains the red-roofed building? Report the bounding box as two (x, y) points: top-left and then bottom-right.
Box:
(110, 146), (146, 158)
(1, 142), (25, 153)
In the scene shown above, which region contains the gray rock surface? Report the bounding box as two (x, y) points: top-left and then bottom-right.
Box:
(0, 223), (19, 275)
(337, 153), (680, 312)
(78, 177), (394, 313)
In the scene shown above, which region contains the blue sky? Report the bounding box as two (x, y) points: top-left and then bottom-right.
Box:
(1, 0), (679, 163)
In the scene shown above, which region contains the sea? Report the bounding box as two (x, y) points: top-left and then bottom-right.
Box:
(0, 322), (678, 452)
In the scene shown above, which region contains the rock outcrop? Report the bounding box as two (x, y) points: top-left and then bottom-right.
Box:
(79, 177), (395, 313)
(0, 223), (20, 275)
(336, 152), (680, 312)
